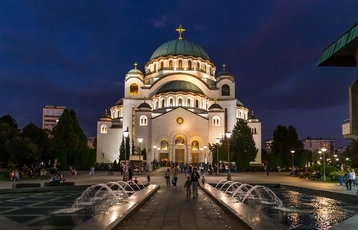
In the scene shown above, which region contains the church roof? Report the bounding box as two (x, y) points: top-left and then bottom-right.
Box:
(138, 102), (152, 109)
(216, 64), (233, 77)
(208, 103), (222, 110)
(150, 39), (211, 61)
(236, 99), (244, 106)
(155, 80), (204, 95)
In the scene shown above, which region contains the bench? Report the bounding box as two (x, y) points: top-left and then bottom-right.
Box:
(12, 183), (41, 188)
(44, 182), (75, 187)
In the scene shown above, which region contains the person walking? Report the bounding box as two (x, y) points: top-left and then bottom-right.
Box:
(90, 166), (95, 178)
(165, 168), (170, 187)
(184, 176), (191, 198)
(346, 169), (354, 191)
(172, 169), (178, 188)
(191, 167), (200, 198)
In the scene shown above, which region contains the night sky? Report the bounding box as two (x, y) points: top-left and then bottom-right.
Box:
(1, 1), (357, 148)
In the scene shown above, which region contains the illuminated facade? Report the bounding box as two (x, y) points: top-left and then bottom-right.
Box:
(96, 25), (262, 166)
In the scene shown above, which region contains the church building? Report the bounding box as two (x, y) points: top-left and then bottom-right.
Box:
(96, 25), (262, 166)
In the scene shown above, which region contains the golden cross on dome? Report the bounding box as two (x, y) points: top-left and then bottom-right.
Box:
(222, 63), (226, 70)
(176, 24), (185, 40)
(134, 62), (138, 69)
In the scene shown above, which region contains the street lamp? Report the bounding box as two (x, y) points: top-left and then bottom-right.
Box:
(321, 148), (327, 182)
(138, 137), (143, 175)
(225, 132), (232, 181)
(123, 128), (129, 181)
(204, 145), (207, 171)
(291, 150), (295, 167)
(216, 138), (220, 175)
(200, 147), (203, 170)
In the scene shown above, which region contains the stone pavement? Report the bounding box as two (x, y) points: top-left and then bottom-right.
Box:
(1, 168), (358, 230)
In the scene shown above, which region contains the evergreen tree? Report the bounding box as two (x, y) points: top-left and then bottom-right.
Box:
(231, 119), (258, 170)
(271, 125), (303, 168)
(51, 109), (88, 167)
(345, 139), (358, 168)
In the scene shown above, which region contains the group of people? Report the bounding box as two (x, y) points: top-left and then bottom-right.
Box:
(165, 166), (206, 198)
(345, 169), (356, 191)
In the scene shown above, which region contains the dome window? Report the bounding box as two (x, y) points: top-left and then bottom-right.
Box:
(197, 62), (200, 71)
(196, 99), (199, 108)
(178, 60), (183, 70)
(169, 60), (173, 70)
(188, 61), (192, 70)
(160, 61), (164, 70)
(154, 63), (157, 72)
(222, 84), (230, 96)
(178, 98), (183, 106)
(130, 83), (139, 95)
(187, 98), (191, 107)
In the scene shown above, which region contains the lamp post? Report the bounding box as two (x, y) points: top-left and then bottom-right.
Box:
(225, 132), (232, 181)
(291, 150), (295, 167)
(216, 138), (220, 175)
(123, 128), (129, 181)
(200, 147), (203, 170)
(138, 137), (143, 175)
(321, 148), (327, 182)
(204, 145), (207, 171)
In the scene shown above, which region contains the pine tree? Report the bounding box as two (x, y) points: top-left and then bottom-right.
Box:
(231, 119), (258, 170)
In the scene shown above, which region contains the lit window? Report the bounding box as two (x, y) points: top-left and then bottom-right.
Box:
(140, 115), (147, 126)
(178, 60), (183, 70)
(130, 83), (139, 95)
(169, 60), (173, 70)
(101, 124), (108, 133)
(188, 61), (192, 70)
(212, 116), (220, 126)
(222, 84), (230, 96)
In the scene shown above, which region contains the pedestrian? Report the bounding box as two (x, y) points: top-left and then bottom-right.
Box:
(147, 175), (150, 185)
(346, 169), (354, 191)
(184, 176), (191, 198)
(90, 166), (95, 177)
(201, 176), (206, 185)
(165, 168), (170, 187)
(191, 167), (200, 198)
(172, 169), (178, 188)
(277, 165), (281, 172)
(266, 165), (270, 176)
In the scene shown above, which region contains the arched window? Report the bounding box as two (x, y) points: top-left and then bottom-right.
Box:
(188, 61), (192, 70)
(203, 65), (206, 73)
(187, 98), (191, 107)
(212, 116), (220, 126)
(154, 64), (156, 72)
(169, 60), (173, 70)
(222, 84), (230, 96)
(196, 99), (199, 108)
(130, 83), (139, 95)
(139, 115), (147, 126)
(175, 136), (185, 145)
(156, 100), (159, 109)
(160, 61), (164, 70)
(100, 124), (108, 133)
(169, 98), (174, 106)
(178, 98), (183, 106)
(161, 140), (168, 150)
(178, 60), (183, 70)
(161, 99), (165, 107)
(192, 140), (199, 150)
(197, 62), (200, 71)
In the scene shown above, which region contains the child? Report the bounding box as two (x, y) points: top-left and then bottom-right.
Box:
(201, 176), (206, 185)
(184, 176), (192, 198)
(147, 175), (150, 185)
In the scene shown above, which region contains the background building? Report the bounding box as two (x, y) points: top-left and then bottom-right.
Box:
(302, 137), (335, 155)
(96, 26), (262, 166)
(42, 106), (65, 130)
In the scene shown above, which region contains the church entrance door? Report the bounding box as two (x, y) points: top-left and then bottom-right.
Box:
(191, 152), (199, 164)
(160, 153), (168, 163)
(175, 149), (184, 163)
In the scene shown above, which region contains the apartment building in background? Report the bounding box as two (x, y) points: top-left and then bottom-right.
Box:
(42, 106), (65, 130)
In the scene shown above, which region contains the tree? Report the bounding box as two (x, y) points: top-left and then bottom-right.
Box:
(0, 114), (20, 166)
(22, 122), (50, 162)
(5, 136), (38, 165)
(231, 119), (258, 170)
(271, 125), (304, 168)
(208, 136), (226, 169)
(345, 139), (358, 168)
(51, 109), (88, 167)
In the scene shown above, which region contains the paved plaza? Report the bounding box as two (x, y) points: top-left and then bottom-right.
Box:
(1, 167), (358, 229)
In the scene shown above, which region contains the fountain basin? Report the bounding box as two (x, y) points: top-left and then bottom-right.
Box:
(73, 184), (159, 230)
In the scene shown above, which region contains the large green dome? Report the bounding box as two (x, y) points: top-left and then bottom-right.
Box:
(156, 80), (204, 95)
(150, 39), (210, 61)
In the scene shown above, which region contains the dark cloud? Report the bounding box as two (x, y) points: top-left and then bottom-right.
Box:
(0, 1), (357, 148)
